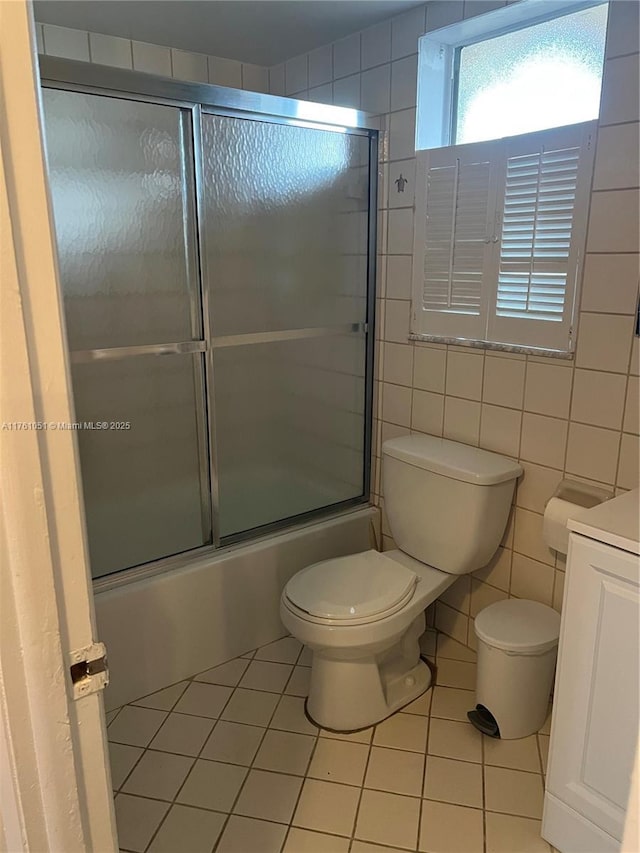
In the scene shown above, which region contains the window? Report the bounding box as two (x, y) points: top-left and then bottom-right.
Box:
(412, 1), (607, 354)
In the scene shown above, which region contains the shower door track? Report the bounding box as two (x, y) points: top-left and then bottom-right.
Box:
(39, 55), (378, 578)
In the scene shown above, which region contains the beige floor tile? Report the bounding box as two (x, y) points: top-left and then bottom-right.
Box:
(239, 660), (294, 693)
(436, 659), (477, 690)
(428, 718), (482, 763)
(109, 743), (143, 790)
(114, 794), (169, 853)
(293, 779), (361, 837)
(271, 695), (319, 735)
(308, 738), (369, 786)
(105, 708), (120, 726)
(430, 687), (474, 722)
(319, 726), (373, 744)
(365, 746), (424, 796)
(122, 749), (193, 801)
(240, 649), (257, 659)
(355, 788), (420, 850)
(194, 658), (249, 687)
(484, 766), (545, 819)
(283, 827), (350, 853)
(423, 755), (483, 808)
(540, 708), (552, 735)
(254, 729), (316, 776)
(484, 734), (541, 772)
(255, 637), (303, 664)
(201, 720), (265, 765)
(401, 688), (432, 716)
(217, 816), (288, 853)
(131, 682), (189, 711)
(173, 682), (233, 719)
(538, 734), (550, 774)
(437, 635), (477, 662)
(147, 804), (225, 853)
(485, 812), (551, 853)
(234, 768), (303, 824)
(373, 712), (428, 752)
(221, 688), (279, 727)
(285, 665), (311, 697)
(108, 705), (168, 747)
(352, 843), (408, 853)
(177, 759), (247, 812)
(419, 800), (484, 853)
(149, 711), (214, 757)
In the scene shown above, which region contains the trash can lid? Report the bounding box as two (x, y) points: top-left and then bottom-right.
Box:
(474, 599), (561, 654)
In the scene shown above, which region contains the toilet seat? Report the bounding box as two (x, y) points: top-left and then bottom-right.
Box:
(284, 549), (418, 626)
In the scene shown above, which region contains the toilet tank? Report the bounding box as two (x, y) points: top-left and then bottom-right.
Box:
(382, 435), (522, 575)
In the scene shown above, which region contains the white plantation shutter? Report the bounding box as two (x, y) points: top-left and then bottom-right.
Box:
(487, 122), (596, 351)
(412, 122), (596, 353)
(413, 141), (498, 340)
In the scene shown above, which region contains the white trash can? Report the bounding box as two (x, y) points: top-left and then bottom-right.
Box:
(469, 599), (561, 739)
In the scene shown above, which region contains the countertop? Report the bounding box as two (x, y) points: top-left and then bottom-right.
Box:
(569, 487), (640, 555)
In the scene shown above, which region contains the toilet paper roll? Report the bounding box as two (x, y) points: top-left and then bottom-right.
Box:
(543, 497), (588, 554)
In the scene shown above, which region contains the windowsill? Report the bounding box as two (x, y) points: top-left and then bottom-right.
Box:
(408, 333), (574, 359)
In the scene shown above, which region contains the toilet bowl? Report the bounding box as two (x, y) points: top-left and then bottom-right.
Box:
(281, 435), (522, 731)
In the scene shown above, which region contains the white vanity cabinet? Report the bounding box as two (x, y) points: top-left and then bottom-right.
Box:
(542, 489), (640, 853)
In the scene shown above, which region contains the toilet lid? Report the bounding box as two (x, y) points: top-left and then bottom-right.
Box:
(474, 599), (561, 654)
(284, 550), (418, 621)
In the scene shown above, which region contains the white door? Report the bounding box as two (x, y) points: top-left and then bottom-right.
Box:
(0, 2), (117, 850)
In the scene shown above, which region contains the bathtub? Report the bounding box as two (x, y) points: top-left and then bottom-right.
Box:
(95, 505), (377, 710)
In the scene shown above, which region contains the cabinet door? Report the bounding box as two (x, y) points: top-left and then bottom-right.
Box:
(546, 533), (639, 841)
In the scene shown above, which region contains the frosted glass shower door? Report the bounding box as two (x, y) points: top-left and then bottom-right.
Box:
(200, 113), (372, 539)
(42, 89), (211, 578)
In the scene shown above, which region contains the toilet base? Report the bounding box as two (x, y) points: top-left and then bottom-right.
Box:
(305, 613), (430, 731)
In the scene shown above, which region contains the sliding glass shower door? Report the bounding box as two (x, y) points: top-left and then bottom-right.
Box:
(199, 114), (371, 538)
(41, 69), (375, 579)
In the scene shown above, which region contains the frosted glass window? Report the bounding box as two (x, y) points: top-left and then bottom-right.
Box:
(455, 4), (608, 144)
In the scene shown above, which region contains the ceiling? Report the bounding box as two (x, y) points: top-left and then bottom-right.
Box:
(34, 0), (425, 67)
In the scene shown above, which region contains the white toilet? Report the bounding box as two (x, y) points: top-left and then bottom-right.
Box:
(280, 435), (522, 731)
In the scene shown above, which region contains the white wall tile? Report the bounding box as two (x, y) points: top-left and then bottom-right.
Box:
(308, 83), (333, 105)
(391, 54), (418, 111)
(412, 390), (445, 435)
(482, 356), (525, 409)
(575, 313), (634, 373)
(426, 1), (464, 31)
(580, 254), (640, 314)
(171, 49), (208, 82)
(443, 397), (481, 445)
(389, 108), (416, 160)
(479, 404), (521, 457)
(209, 56), (242, 88)
(514, 508), (554, 566)
(383, 382), (412, 427)
(391, 6), (426, 60)
(43, 25), (90, 61)
(587, 190), (640, 253)
(132, 41), (171, 76)
(440, 575), (471, 613)
(387, 208), (414, 255)
(571, 369), (627, 430)
(523, 362), (572, 419)
(285, 54), (308, 95)
(469, 579), (508, 618)
(269, 63), (285, 96)
(361, 64), (391, 115)
(383, 343), (414, 386)
(385, 300), (411, 343)
(516, 463), (562, 515)
(308, 44), (332, 87)
(520, 413), (567, 469)
(473, 546), (511, 591)
(35, 23), (44, 54)
(386, 255), (413, 300)
(600, 54), (640, 125)
(388, 158), (416, 209)
(413, 347), (446, 393)
(333, 32), (361, 79)
(362, 20), (392, 70)
(89, 33), (132, 69)
(593, 123), (640, 190)
(436, 602), (469, 645)
(446, 350), (484, 400)
(605, 0), (640, 59)
(510, 554), (554, 606)
(566, 422), (621, 484)
(623, 375), (639, 435)
(242, 64), (269, 93)
(333, 73), (360, 109)
(617, 433), (640, 489)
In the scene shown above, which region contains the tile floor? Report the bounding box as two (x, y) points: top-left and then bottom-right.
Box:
(106, 632), (553, 853)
